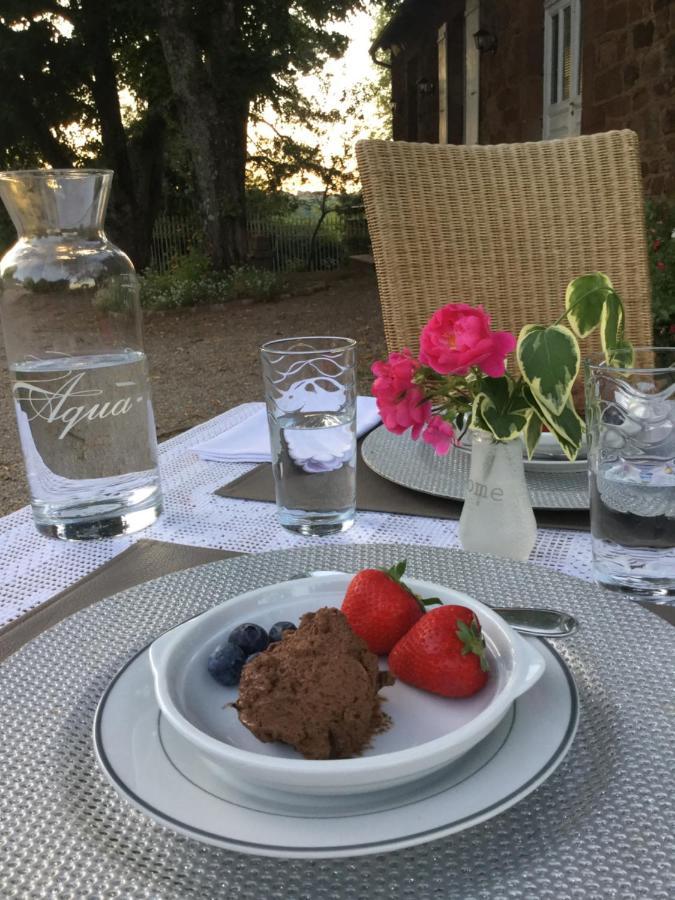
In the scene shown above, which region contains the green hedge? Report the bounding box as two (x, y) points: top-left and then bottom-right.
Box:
(646, 199), (675, 347)
(139, 249), (284, 310)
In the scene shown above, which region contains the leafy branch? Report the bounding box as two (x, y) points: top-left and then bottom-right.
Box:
(470, 273), (634, 459)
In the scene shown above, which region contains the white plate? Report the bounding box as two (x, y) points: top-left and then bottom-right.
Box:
(148, 574), (545, 796)
(361, 426), (589, 510)
(456, 431), (587, 474)
(93, 639), (578, 859)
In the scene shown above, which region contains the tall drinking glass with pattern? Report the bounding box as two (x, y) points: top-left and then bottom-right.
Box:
(585, 348), (675, 599)
(260, 336), (357, 535)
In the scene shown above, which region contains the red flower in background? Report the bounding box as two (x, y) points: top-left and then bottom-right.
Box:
(657, 261), (666, 271)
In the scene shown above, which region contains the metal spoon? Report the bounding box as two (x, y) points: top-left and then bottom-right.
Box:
(486, 606), (577, 638)
(289, 571), (578, 638)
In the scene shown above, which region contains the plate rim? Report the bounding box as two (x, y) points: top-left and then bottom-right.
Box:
(362, 425), (588, 510)
(453, 441), (587, 474)
(93, 639), (579, 858)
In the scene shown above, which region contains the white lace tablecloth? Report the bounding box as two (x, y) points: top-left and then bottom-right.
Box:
(0, 403), (594, 630)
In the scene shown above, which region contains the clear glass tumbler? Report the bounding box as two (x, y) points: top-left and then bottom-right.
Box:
(0, 169), (162, 540)
(585, 348), (675, 599)
(260, 336), (357, 536)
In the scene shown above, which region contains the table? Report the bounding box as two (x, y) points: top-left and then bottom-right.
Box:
(0, 402), (598, 632)
(1, 404), (673, 899)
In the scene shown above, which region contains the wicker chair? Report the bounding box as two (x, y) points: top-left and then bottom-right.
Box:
(356, 131), (653, 358)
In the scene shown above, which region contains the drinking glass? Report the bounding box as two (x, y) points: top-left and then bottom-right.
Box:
(585, 348), (675, 599)
(0, 169), (162, 539)
(260, 336), (357, 535)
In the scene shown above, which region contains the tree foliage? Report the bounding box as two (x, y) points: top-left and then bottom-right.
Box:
(0, 0), (385, 269)
(0, 0), (169, 265)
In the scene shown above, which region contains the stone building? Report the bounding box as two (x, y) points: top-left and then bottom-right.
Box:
(371, 0), (675, 197)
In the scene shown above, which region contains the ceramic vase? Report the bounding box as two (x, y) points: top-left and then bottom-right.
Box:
(458, 428), (537, 561)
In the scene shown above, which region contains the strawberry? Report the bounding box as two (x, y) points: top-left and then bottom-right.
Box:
(388, 605), (489, 698)
(341, 561), (436, 655)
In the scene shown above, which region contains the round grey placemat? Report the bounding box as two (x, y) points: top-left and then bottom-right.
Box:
(362, 426), (589, 510)
(1, 544), (673, 899)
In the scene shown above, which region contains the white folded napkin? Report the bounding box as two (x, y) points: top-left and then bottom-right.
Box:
(194, 396), (380, 465)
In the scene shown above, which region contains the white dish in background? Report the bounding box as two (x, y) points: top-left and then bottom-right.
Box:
(456, 430), (588, 473)
(148, 573), (545, 797)
(94, 639), (578, 858)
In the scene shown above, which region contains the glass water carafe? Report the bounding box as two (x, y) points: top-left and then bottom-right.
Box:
(0, 169), (162, 539)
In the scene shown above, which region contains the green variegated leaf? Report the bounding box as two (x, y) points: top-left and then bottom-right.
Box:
(565, 272), (614, 338)
(506, 380), (534, 415)
(606, 339), (635, 368)
(523, 409), (543, 460)
(479, 396), (528, 441)
(472, 376), (529, 441)
(600, 289), (625, 355)
(526, 389), (585, 460)
(517, 324), (580, 416)
(470, 393), (491, 433)
(477, 375), (511, 409)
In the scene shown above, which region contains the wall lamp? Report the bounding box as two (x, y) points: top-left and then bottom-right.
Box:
(473, 28), (497, 54)
(416, 77), (435, 95)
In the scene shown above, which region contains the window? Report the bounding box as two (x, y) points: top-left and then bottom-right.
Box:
(543, 0), (582, 139)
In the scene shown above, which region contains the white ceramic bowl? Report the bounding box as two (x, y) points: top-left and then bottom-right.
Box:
(149, 572), (545, 797)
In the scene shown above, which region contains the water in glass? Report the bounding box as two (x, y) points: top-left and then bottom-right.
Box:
(590, 462), (675, 593)
(269, 410), (356, 535)
(261, 336), (357, 536)
(586, 349), (675, 598)
(0, 169), (163, 539)
(11, 350), (161, 538)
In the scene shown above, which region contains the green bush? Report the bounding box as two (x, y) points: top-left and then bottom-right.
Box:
(227, 265), (284, 301)
(139, 248), (284, 310)
(645, 198), (675, 347)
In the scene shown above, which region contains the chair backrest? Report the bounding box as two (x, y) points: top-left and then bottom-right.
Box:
(356, 131), (653, 358)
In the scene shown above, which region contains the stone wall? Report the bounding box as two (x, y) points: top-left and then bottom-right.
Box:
(382, 0), (674, 197)
(582, 0), (675, 197)
(479, 0), (545, 143)
(389, 1), (464, 144)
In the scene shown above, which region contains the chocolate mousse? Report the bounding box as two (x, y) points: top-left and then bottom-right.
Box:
(234, 606), (394, 759)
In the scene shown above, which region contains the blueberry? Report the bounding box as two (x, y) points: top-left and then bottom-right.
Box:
(269, 621), (297, 642)
(228, 622), (269, 655)
(207, 643), (246, 686)
(245, 651), (262, 665)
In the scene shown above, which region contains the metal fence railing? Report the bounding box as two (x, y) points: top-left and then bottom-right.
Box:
(149, 211), (370, 274)
(149, 215), (198, 270)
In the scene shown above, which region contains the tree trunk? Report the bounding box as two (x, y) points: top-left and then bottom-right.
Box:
(79, 0), (165, 270)
(156, 0), (248, 270)
(306, 188), (330, 269)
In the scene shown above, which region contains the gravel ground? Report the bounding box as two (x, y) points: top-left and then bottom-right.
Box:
(0, 266), (386, 516)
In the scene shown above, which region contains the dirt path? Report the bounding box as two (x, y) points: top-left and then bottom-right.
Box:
(0, 267), (386, 516)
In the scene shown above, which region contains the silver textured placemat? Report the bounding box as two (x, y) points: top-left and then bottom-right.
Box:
(1, 544), (673, 899)
(362, 427), (589, 510)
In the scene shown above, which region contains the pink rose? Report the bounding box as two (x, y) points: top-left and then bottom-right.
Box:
(371, 349), (432, 439)
(419, 303), (516, 377)
(421, 415), (455, 455)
